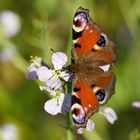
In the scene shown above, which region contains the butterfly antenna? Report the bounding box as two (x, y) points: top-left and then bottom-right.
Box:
(50, 48), (56, 53)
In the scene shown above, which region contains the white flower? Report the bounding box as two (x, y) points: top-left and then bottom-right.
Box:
(77, 107), (117, 134)
(0, 123), (19, 140)
(37, 52), (70, 90)
(39, 85), (58, 96)
(132, 101), (140, 108)
(51, 52), (67, 70)
(100, 107), (117, 124)
(76, 119), (94, 134)
(86, 119), (94, 131)
(37, 66), (62, 90)
(51, 52), (70, 82)
(44, 93), (71, 115)
(44, 94), (64, 115)
(27, 52), (71, 116)
(37, 66), (52, 82)
(26, 56), (42, 80)
(60, 93), (71, 113)
(76, 128), (83, 134)
(0, 11), (21, 37)
(0, 44), (17, 63)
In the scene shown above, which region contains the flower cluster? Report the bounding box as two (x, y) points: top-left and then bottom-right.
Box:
(26, 52), (117, 133)
(27, 52), (71, 115)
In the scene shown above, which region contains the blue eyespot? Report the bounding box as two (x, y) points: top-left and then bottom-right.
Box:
(97, 35), (105, 47)
(96, 89), (105, 101)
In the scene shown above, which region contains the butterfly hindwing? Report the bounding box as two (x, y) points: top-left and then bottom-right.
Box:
(71, 79), (99, 128)
(85, 71), (116, 105)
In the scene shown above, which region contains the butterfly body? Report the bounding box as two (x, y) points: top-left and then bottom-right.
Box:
(70, 7), (117, 128)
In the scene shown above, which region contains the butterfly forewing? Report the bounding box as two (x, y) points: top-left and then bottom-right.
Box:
(72, 7), (100, 58)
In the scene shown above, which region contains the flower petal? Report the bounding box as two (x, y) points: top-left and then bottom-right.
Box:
(0, 44), (17, 63)
(39, 86), (57, 96)
(47, 76), (61, 90)
(26, 56), (42, 80)
(101, 107), (117, 124)
(44, 99), (59, 115)
(60, 94), (71, 113)
(44, 93), (65, 115)
(37, 66), (52, 82)
(26, 66), (38, 80)
(0, 11), (21, 37)
(76, 128), (83, 134)
(132, 101), (140, 108)
(52, 52), (67, 70)
(39, 85), (48, 91)
(1, 123), (18, 140)
(60, 71), (70, 81)
(54, 80), (62, 90)
(58, 93), (65, 112)
(86, 119), (94, 131)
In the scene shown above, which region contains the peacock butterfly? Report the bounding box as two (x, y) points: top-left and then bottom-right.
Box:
(69, 7), (117, 128)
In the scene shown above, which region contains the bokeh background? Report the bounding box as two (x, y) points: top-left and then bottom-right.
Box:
(0, 0), (140, 140)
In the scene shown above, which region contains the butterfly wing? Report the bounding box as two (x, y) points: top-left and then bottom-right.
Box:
(72, 7), (100, 58)
(72, 7), (116, 64)
(85, 71), (116, 105)
(71, 79), (99, 128)
(71, 7), (117, 128)
(71, 71), (116, 128)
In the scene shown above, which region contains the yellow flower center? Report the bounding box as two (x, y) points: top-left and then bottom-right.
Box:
(52, 70), (61, 78)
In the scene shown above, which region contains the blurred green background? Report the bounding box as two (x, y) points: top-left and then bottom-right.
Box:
(0, 0), (140, 140)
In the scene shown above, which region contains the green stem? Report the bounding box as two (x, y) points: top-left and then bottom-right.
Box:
(66, 129), (73, 140)
(66, 112), (73, 140)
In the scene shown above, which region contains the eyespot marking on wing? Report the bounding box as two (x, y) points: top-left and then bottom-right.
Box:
(71, 103), (86, 125)
(97, 35), (105, 47)
(96, 89), (105, 101)
(92, 86), (106, 104)
(71, 79), (99, 128)
(92, 33), (109, 51)
(73, 12), (88, 33)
